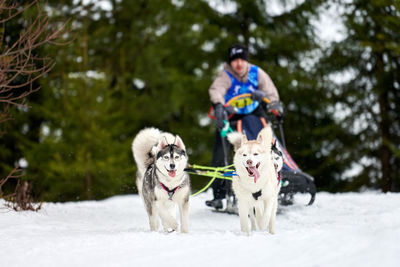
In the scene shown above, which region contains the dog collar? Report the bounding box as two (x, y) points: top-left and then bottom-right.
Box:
(160, 182), (180, 200)
(252, 190), (262, 200)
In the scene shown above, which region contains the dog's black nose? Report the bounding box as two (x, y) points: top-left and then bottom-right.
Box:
(170, 163), (175, 169)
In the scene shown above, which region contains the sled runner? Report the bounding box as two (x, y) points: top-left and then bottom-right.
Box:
(194, 93), (316, 207)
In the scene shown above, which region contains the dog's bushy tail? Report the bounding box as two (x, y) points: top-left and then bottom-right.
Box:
(227, 132), (242, 151)
(132, 127), (161, 174)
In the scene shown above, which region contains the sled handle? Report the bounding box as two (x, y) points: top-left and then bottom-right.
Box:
(208, 93), (272, 119)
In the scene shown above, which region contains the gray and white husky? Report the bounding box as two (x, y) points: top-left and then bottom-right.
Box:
(132, 128), (190, 233)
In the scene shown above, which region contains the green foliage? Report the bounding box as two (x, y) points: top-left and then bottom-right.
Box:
(319, 0), (400, 191)
(6, 0), (398, 202)
(23, 75), (134, 201)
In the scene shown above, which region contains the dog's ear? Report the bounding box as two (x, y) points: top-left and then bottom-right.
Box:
(241, 133), (248, 145)
(174, 135), (186, 150)
(257, 126), (273, 147)
(272, 139), (277, 149)
(157, 137), (168, 151)
(257, 131), (263, 144)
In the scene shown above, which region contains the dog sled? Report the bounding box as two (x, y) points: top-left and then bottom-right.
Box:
(186, 93), (316, 210)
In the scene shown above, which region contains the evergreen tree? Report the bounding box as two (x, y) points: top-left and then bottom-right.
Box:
(319, 0), (400, 191)
(4, 0), (343, 201)
(0, 1), (65, 200)
(21, 0), (226, 200)
(25, 74), (133, 201)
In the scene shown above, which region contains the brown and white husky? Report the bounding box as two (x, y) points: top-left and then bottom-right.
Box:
(228, 126), (281, 234)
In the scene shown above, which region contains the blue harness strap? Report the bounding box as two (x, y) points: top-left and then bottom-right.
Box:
(225, 65), (259, 114)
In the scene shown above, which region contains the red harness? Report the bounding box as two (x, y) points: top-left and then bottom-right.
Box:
(160, 182), (180, 200)
(274, 164), (282, 184)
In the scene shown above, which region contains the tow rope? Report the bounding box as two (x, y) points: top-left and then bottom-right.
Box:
(186, 164), (288, 197)
(185, 164), (236, 197)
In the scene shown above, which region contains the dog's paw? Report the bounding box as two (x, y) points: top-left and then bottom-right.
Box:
(163, 220), (178, 233)
(237, 230), (251, 236)
(165, 227), (176, 233)
(181, 224), (189, 233)
(171, 220), (178, 230)
(269, 226), (276, 235)
(240, 226), (251, 235)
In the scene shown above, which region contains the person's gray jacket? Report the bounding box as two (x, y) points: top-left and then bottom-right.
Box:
(209, 63), (280, 105)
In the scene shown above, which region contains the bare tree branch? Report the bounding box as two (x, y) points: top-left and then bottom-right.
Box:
(0, 0), (66, 120)
(0, 165), (23, 191)
(0, 0), (36, 24)
(0, 0), (67, 211)
(3, 180), (42, 211)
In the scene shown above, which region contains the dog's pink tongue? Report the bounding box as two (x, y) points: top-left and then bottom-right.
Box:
(249, 166), (260, 183)
(169, 170), (176, 177)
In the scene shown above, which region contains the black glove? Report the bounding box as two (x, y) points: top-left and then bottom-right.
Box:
(214, 103), (227, 130)
(268, 101), (284, 118)
(224, 105), (236, 115)
(251, 90), (266, 102)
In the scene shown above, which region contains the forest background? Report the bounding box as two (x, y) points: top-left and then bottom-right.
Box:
(1, 0), (399, 202)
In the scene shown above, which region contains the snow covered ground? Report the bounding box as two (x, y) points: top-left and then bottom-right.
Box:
(1, 191), (399, 267)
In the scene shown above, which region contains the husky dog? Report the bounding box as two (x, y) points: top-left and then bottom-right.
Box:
(228, 126), (281, 234)
(132, 128), (190, 233)
(271, 140), (283, 180)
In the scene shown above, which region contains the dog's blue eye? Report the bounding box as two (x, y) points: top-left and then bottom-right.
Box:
(163, 155), (169, 160)
(175, 155), (181, 160)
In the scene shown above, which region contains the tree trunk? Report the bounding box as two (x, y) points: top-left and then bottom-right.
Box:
(376, 53), (392, 192)
(86, 172), (93, 200)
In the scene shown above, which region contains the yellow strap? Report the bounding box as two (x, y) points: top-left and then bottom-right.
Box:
(225, 93), (271, 106)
